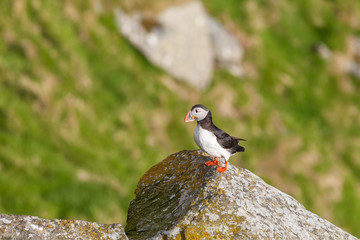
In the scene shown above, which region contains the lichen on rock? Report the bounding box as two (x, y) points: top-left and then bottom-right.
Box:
(125, 150), (358, 240)
(0, 214), (128, 240)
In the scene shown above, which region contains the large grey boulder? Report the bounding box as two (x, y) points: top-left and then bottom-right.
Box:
(126, 150), (358, 240)
(0, 214), (128, 239)
(115, 1), (243, 89)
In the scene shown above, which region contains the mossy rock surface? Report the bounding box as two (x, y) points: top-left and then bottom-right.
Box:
(0, 214), (127, 240)
(125, 150), (357, 240)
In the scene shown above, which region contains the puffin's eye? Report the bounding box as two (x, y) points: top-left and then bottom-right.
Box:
(195, 109), (198, 113)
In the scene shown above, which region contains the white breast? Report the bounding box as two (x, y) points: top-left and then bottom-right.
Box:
(193, 125), (232, 161)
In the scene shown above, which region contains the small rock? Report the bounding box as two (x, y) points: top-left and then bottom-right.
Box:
(313, 42), (332, 60)
(0, 214), (128, 240)
(314, 36), (360, 79)
(125, 150), (358, 240)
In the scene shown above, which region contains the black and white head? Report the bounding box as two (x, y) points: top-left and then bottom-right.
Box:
(184, 104), (210, 122)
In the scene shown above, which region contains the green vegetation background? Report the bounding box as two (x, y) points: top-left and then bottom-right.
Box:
(1, 0), (359, 237)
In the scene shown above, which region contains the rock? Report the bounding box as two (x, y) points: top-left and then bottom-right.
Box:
(312, 42), (332, 60)
(115, 1), (243, 89)
(314, 36), (360, 79)
(208, 17), (244, 77)
(0, 214), (128, 240)
(115, 1), (213, 90)
(125, 150), (358, 240)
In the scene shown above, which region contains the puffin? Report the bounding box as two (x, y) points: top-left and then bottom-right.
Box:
(184, 104), (245, 173)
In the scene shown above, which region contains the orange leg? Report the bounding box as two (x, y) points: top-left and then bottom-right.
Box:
(205, 157), (219, 166)
(217, 161), (228, 173)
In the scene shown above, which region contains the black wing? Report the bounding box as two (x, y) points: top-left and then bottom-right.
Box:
(211, 125), (239, 149)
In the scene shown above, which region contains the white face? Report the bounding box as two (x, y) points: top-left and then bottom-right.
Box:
(190, 106), (209, 121)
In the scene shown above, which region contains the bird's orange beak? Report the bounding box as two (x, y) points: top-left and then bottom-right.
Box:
(184, 111), (195, 122)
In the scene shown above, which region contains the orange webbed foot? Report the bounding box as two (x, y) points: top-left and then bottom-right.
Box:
(205, 157), (219, 166)
(217, 161), (228, 173)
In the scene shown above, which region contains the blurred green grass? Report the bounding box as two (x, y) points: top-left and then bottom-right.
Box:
(0, 0), (359, 237)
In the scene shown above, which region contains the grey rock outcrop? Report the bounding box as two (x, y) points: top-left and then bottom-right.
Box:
(125, 150), (358, 240)
(0, 214), (128, 240)
(115, 1), (243, 89)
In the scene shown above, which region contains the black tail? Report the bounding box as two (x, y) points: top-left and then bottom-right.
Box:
(233, 137), (246, 141)
(236, 145), (245, 152)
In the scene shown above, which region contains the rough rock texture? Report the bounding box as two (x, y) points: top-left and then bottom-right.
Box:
(126, 150), (358, 240)
(115, 1), (243, 89)
(0, 214), (128, 240)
